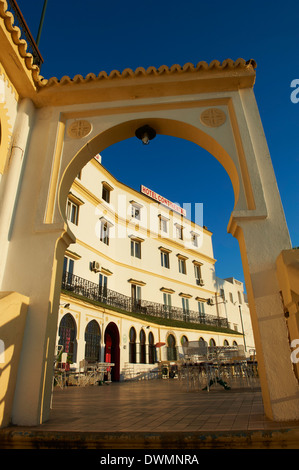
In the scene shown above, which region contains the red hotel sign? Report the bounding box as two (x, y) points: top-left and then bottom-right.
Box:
(140, 185), (186, 216)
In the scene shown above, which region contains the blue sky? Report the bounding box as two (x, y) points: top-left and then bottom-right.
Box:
(15, 0), (299, 286)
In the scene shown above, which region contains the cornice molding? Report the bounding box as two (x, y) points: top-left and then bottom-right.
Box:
(40, 58), (257, 89)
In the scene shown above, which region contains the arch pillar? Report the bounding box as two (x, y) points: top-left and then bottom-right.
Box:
(230, 218), (299, 420)
(3, 229), (74, 425)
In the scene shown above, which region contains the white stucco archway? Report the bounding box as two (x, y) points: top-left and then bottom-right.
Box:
(1, 60), (299, 426)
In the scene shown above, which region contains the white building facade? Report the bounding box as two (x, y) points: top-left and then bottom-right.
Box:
(57, 156), (255, 381)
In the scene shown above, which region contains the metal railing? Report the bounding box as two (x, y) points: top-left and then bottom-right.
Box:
(62, 271), (229, 329)
(5, 0), (43, 67)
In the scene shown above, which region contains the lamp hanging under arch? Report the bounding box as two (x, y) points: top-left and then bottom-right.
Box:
(135, 125), (156, 145)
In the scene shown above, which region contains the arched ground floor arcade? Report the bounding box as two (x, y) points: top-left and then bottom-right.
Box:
(56, 291), (247, 384)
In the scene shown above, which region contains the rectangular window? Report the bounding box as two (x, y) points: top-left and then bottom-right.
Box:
(161, 250), (170, 268)
(229, 292), (234, 303)
(178, 258), (186, 274)
(63, 256), (74, 274)
(182, 297), (190, 322)
(191, 233), (198, 247)
(163, 292), (172, 317)
(63, 257), (74, 286)
(100, 221), (110, 245)
(99, 273), (108, 299)
(131, 205), (141, 220)
(198, 301), (205, 321)
(66, 199), (79, 225)
(238, 291), (243, 304)
(176, 225), (183, 240)
(163, 292), (172, 308)
(131, 239), (141, 259)
(102, 186), (110, 203)
(182, 297), (189, 312)
(159, 217), (168, 233)
(131, 284), (141, 306)
(194, 264), (201, 284)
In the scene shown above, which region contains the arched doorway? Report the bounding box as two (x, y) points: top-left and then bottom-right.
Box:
(167, 334), (177, 361)
(58, 313), (77, 368)
(85, 320), (101, 363)
(104, 322), (120, 381)
(139, 329), (146, 364)
(148, 332), (156, 364)
(129, 327), (136, 363)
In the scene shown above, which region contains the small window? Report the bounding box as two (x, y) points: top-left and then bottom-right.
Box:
(131, 284), (142, 307)
(161, 250), (170, 268)
(63, 256), (74, 275)
(132, 206), (140, 220)
(101, 182), (113, 203)
(159, 215), (168, 233)
(178, 258), (186, 274)
(198, 301), (205, 316)
(238, 291), (243, 304)
(163, 292), (172, 309)
(182, 297), (189, 312)
(66, 199), (79, 225)
(131, 239), (141, 259)
(229, 292), (234, 303)
(175, 224), (183, 240)
(130, 201), (142, 220)
(100, 220), (110, 245)
(102, 186), (110, 203)
(99, 273), (108, 299)
(66, 194), (84, 225)
(191, 233), (198, 247)
(194, 264), (201, 283)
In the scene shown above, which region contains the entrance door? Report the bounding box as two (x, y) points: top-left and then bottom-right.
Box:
(105, 333), (112, 363)
(104, 323), (120, 381)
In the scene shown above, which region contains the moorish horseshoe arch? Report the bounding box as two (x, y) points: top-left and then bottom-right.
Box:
(1, 57), (299, 427)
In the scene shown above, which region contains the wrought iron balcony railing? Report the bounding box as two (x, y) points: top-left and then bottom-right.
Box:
(5, 0), (44, 67)
(61, 271), (229, 330)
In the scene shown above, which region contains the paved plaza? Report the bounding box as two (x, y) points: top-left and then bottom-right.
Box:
(1, 379), (299, 449)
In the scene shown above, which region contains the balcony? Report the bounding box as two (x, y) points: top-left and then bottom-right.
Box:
(61, 271), (229, 330)
(5, 0), (43, 67)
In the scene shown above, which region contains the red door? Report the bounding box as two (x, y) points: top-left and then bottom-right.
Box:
(105, 333), (112, 363)
(104, 323), (120, 381)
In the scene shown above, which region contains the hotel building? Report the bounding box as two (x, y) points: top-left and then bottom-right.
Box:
(57, 155), (255, 381)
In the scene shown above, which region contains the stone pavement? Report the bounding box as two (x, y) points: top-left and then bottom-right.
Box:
(1, 379), (299, 449)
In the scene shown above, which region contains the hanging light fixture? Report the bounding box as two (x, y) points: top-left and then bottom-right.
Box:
(135, 125), (156, 145)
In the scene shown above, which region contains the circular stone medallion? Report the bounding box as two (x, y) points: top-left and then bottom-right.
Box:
(67, 120), (92, 139)
(200, 108), (226, 128)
